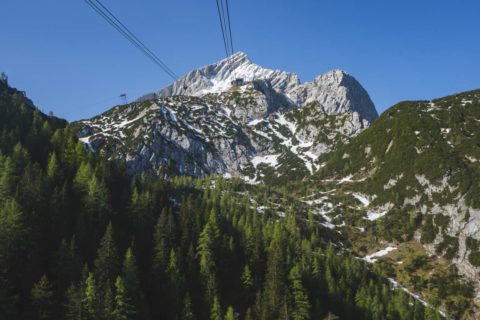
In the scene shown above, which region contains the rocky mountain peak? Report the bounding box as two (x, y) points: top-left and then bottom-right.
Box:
(140, 53), (377, 124)
(77, 53), (378, 182)
(290, 69), (378, 123)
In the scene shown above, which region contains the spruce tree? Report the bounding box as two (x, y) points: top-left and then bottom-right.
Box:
(182, 293), (195, 320)
(289, 265), (310, 320)
(101, 284), (115, 319)
(262, 230), (287, 320)
(73, 162), (93, 194)
(210, 296), (222, 320)
(64, 284), (83, 320)
(198, 208), (220, 303)
(122, 248), (140, 303)
(46, 152), (58, 180)
(113, 276), (135, 320)
(94, 223), (120, 288)
(31, 275), (54, 320)
(83, 273), (98, 320)
(224, 306), (235, 320)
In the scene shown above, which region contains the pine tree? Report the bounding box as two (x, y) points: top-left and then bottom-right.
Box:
(31, 275), (54, 320)
(85, 176), (111, 220)
(113, 276), (135, 320)
(56, 238), (79, 293)
(94, 223), (120, 287)
(47, 152), (58, 180)
(83, 273), (98, 320)
(0, 198), (24, 300)
(73, 162), (93, 194)
(224, 306), (235, 320)
(152, 208), (170, 274)
(122, 248), (140, 303)
(241, 264), (254, 304)
(182, 293), (195, 320)
(289, 265), (310, 320)
(262, 230), (287, 320)
(64, 284), (83, 320)
(101, 284), (115, 319)
(198, 208), (221, 303)
(167, 248), (184, 315)
(210, 296), (222, 320)
(0, 157), (14, 201)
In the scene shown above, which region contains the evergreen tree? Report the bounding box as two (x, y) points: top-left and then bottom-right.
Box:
(73, 162), (93, 194)
(152, 208), (171, 275)
(0, 157), (14, 201)
(167, 248), (184, 316)
(262, 229), (287, 320)
(31, 275), (54, 320)
(56, 238), (79, 293)
(224, 306), (235, 320)
(122, 248), (140, 304)
(83, 273), (98, 320)
(241, 264), (254, 308)
(85, 176), (111, 220)
(94, 223), (120, 288)
(289, 265), (310, 320)
(101, 284), (115, 320)
(46, 152), (58, 180)
(64, 284), (83, 320)
(182, 293), (195, 320)
(113, 276), (135, 320)
(198, 208), (220, 303)
(210, 296), (222, 320)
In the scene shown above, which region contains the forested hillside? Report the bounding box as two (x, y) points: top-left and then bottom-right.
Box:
(0, 80), (442, 319)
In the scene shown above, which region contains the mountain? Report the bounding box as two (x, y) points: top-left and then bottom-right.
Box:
(74, 52), (377, 182)
(308, 89), (480, 317)
(0, 78), (440, 320)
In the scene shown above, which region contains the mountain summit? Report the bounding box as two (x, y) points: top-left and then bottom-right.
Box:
(76, 53), (378, 181)
(141, 52), (378, 123)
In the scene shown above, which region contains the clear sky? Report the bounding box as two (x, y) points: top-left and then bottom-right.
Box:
(1, 0), (479, 121)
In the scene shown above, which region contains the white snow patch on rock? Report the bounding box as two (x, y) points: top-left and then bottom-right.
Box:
(364, 245), (397, 263)
(353, 193), (370, 206)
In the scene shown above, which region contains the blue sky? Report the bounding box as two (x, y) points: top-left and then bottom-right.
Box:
(1, 0), (479, 121)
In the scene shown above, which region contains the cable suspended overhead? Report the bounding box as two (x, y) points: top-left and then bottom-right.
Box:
(84, 0), (178, 81)
(215, 0), (235, 63)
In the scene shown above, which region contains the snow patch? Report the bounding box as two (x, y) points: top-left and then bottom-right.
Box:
(251, 154), (279, 168)
(364, 245), (397, 263)
(353, 193), (370, 206)
(366, 210), (387, 221)
(386, 140), (394, 153)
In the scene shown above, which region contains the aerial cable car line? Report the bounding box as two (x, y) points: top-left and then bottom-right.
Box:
(84, 0), (178, 80)
(215, 0), (234, 65)
(84, 0), (179, 81)
(215, 0), (231, 60)
(225, 0), (234, 56)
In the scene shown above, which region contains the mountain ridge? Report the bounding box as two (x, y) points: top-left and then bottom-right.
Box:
(140, 52), (378, 123)
(75, 53), (377, 181)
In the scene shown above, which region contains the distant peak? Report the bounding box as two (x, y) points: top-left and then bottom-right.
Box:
(218, 51), (251, 66)
(312, 69), (351, 85)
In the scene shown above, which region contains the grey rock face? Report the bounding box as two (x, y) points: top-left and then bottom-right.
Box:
(141, 52), (378, 123)
(77, 53), (378, 181)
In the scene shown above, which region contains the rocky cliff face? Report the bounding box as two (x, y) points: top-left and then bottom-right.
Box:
(75, 52), (377, 182)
